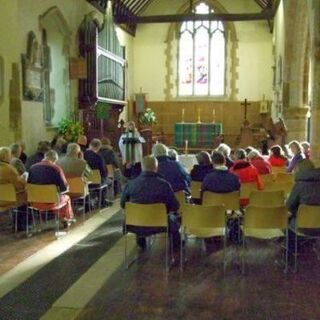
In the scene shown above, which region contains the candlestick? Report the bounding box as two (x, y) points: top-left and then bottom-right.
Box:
(212, 108), (216, 123)
(185, 139), (188, 154)
(197, 108), (201, 123)
(181, 108), (185, 123)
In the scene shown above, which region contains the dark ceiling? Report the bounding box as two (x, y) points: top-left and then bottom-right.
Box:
(86, 0), (279, 35)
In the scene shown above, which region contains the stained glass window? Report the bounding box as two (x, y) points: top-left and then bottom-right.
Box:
(178, 2), (225, 96)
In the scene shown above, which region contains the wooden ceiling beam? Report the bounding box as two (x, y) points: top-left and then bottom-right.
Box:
(115, 11), (274, 24)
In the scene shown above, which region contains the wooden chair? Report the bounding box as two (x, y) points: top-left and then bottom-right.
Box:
(242, 206), (289, 273)
(263, 181), (294, 198)
(180, 204), (227, 271)
(240, 182), (258, 203)
(249, 190), (285, 207)
(67, 177), (90, 223)
(292, 204), (320, 272)
(90, 169), (109, 209)
(260, 174), (273, 185)
(202, 191), (240, 212)
(124, 203), (170, 271)
(274, 172), (294, 183)
(190, 181), (202, 199)
(272, 166), (287, 177)
(175, 191), (187, 216)
(27, 184), (67, 237)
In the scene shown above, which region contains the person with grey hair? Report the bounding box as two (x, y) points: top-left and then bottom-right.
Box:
(216, 143), (234, 169)
(28, 149), (74, 223)
(57, 143), (92, 179)
(121, 155), (180, 249)
(300, 141), (310, 159)
(153, 143), (190, 193)
(10, 143), (26, 176)
(247, 149), (272, 175)
(287, 140), (305, 173)
(190, 151), (213, 181)
(168, 148), (179, 161)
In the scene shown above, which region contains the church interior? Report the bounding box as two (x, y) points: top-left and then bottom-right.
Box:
(1, 0), (320, 319)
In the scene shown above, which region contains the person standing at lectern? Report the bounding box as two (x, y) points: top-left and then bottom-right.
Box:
(119, 121), (144, 179)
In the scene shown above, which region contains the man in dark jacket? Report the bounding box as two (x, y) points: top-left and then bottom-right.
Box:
(202, 151), (240, 197)
(286, 167), (320, 218)
(121, 155), (180, 249)
(190, 151), (213, 181)
(25, 141), (51, 171)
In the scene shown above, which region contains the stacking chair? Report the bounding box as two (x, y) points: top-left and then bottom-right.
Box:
(175, 190), (187, 216)
(263, 181), (293, 198)
(89, 169), (109, 210)
(67, 177), (90, 223)
(240, 181), (258, 204)
(180, 204), (227, 271)
(292, 204), (320, 272)
(190, 181), (202, 200)
(249, 190), (285, 207)
(260, 173), (273, 186)
(124, 203), (170, 271)
(272, 166), (287, 177)
(0, 183), (26, 234)
(275, 172), (294, 183)
(241, 206), (289, 273)
(27, 184), (67, 237)
(202, 191), (240, 212)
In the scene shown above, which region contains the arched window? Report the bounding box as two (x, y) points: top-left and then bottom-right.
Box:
(178, 2), (225, 96)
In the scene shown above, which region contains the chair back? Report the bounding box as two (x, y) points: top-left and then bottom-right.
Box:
(125, 202), (167, 227)
(244, 206), (288, 229)
(91, 169), (102, 184)
(106, 165), (114, 179)
(202, 191), (240, 211)
(27, 184), (59, 204)
(272, 166), (286, 176)
(240, 182), (258, 199)
(67, 177), (87, 196)
(249, 190), (285, 207)
(297, 204), (320, 228)
(190, 181), (202, 199)
(0, 183), (17, 202)
(263, 181), (293, 196)
(182, 204), (225, 229)
(260, 174), (273, 185)
(275, 172), (294, 183)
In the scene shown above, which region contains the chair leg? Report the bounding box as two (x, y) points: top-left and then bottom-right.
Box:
(294, 231), (298, 273)
(284, 229), (288, 273)
(83, 197), (86, 224)
(14, 208), (18, 233)
(124, 233), (128, 269)
(180, 231), (184, 272)
(241, 235), (246, 275)
(25, 208), (29, 237)
(165, 233), (169, 272)
(223, 230), (227, 274)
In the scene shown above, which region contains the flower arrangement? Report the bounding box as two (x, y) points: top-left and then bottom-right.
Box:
(57, 118), (84, 142)
(139, 108), (157, 127)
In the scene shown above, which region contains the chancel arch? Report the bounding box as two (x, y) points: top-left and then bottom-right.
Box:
(39, 6), (72, 127)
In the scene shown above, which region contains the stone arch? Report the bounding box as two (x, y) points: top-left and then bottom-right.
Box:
(164, 0), (239, 101)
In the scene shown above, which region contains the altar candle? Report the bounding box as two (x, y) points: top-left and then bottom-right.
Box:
(182, 108), (185, 122)
(197, 108), (201, 123)
(185, 140), (188, 154)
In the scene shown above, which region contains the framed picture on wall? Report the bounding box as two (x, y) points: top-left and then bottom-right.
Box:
(0, 55), (4, 103)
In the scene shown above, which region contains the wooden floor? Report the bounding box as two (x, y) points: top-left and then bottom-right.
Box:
(1, 204), (320, 320)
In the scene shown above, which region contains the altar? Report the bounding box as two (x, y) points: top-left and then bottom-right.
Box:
(175, 122), (223, 149)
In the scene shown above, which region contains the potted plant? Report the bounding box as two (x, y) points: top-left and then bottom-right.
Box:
(57, 118), (84, 142)
(139, 108), (157, 129)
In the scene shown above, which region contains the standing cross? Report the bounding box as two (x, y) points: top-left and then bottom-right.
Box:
(241, 98), (251, 125)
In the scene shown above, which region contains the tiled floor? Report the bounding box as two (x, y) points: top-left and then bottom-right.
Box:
(1, 204), (320, 320)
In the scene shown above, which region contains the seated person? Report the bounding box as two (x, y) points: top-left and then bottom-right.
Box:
(168, 149), (179, 161)
(84, 139), (107, 185)
(28, 150), (74, 222)
(18, 141), (28, 165)
(122, 161), (142, 180)
(25, 141), (51, 171)
(301, 141), (311, 159)
(190, 151), (213, 182)
(247, 149), (272, 175)
(0, 147), (27, 207)
(216, 143), (234, 169)
(0, 147), (28, 230)
(57, 143), (92, 179)
(77, 135), (88, 153)
(230, 149), (263, 206)
(202, 151), (240, 199)
(99, 137), (120, 169)
(287, 140), (305, 173)
(153, 143), (191, 193)
(120, 155), (180, 249)
(268, 145), (288, 167)
(10, 143), (26, 176)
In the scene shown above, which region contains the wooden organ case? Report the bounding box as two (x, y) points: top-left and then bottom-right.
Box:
(78, 6), (126, 148)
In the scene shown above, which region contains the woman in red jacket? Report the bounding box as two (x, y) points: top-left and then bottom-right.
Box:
(268, 145), (288, 167)
(247, 149), (272, 175)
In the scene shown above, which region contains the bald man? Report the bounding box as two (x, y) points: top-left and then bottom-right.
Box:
(121, 155), (180, 249)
